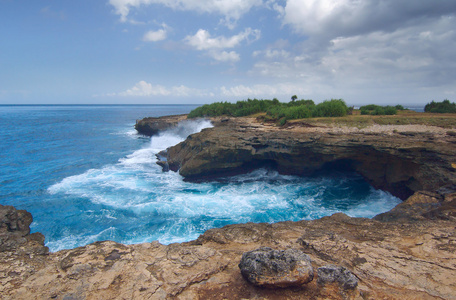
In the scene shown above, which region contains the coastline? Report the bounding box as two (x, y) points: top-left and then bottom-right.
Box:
(2, 114), (456, 299)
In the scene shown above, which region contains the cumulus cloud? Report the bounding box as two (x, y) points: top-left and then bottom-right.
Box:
(185, 28), (260, 62)
(109, 0), (262, 24)
(280, 0), (456, 38)
(209, 50), (240, 62)
(143, 24), (168, 42)
(113, 81), (211, 97)
(254, 8), (456, 80)
(240, 0), (456, 103)
(185, 28), (260, 50)
(220, 83), (311, 98)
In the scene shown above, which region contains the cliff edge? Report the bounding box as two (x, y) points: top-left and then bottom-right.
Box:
(162, 117), (456, 200)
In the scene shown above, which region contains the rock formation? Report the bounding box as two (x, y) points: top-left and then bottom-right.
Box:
(135, 114), (187, 136)
(2, 116), (456, 299)
(161, 117), (456, 200)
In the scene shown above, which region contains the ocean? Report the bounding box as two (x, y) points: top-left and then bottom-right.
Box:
(0, 105), (401, 252)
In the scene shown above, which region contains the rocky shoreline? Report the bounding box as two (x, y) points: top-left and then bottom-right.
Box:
(159, 116), (456, 200)
(1, 114), (456, 299)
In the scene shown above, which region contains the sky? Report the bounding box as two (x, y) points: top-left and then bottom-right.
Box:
(1, 0), (456, 105)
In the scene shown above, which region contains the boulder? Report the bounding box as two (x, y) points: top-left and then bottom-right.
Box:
(0, 204), (48, 254)
(317, 265), (358, 290)
(238, 247), (314, 288)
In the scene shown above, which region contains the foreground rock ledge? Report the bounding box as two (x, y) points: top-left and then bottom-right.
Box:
(2, 189), (456, 299)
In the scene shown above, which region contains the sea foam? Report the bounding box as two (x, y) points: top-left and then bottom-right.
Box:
(46, 119), (400, 251)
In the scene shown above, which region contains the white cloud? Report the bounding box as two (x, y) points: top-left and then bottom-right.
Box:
(109, 0), (262, 24)
(220, 83), (311, 98)
(185, 28), (260, 50)
(113, 81), (211, 97)
(253, 49), (290, 59)
(118, 81), (169, 96)
(280, 0), (456, 38)
(241, 2), (456, 104)
(185, 28), (260, 63)
(143, 29), (166, 42)
(143, 24), (168, 42)
(209, 50), (240, 62)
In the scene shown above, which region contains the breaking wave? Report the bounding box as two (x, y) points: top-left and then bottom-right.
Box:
(46, 119), (400, 252)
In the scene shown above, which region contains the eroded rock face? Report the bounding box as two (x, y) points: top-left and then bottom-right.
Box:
(135, 114), (187, 136)
(162, 117), (456, 199)
(239, 247), (314, 288)
(0, 204), (47, 254)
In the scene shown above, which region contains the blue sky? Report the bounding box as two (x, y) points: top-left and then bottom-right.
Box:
(1, 0), (456, 105)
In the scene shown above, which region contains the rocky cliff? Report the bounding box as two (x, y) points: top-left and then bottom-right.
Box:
(2, 116), (456, 299)
(135, 114), (188, 136)
(162, 117), (456, 200)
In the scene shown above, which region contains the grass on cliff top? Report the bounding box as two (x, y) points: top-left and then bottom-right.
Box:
(289, 110), (456, 129)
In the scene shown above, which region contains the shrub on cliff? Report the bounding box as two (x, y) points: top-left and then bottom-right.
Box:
(424, 100), (456, 113)
(266, 99), (349, 124)
(312, 99), (349, 117)
(360, 104), (397, 115)
(189, 98), (349, 124)
(188, 99), (280, 118)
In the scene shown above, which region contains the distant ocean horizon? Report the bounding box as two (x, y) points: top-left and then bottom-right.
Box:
(0, 103), (427, 110)
(0, 104), (401, 252)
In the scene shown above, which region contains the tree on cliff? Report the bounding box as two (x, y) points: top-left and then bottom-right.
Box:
(424, 99), (456, 113)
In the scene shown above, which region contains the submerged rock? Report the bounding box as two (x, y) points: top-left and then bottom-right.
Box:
(238, 247), (314, 288)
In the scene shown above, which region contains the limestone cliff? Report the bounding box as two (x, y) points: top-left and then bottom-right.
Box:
(135, 114), (187, 136)
(162, 117), (456, 200)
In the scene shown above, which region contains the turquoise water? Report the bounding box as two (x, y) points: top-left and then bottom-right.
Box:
(0, 105), (401, 252)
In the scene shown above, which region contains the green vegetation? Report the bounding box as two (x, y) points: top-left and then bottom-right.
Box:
(187, 98), (280, 118)
(187, 98), (456, 128)
(424, 100), (456, 113)
(188, 98), (350, 124)
(360, 104), (398, 115)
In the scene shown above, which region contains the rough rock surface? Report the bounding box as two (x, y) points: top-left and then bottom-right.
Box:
(1, 190), (456, 299)
(162, 117), (456, 199)
(135, 114), (187, 136)
(0, 204), (48, 254)
(238, 247), (314, 288)
(317, 265), (358, 290)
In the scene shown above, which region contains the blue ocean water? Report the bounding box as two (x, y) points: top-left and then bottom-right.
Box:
(0, 105), (401, 252)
